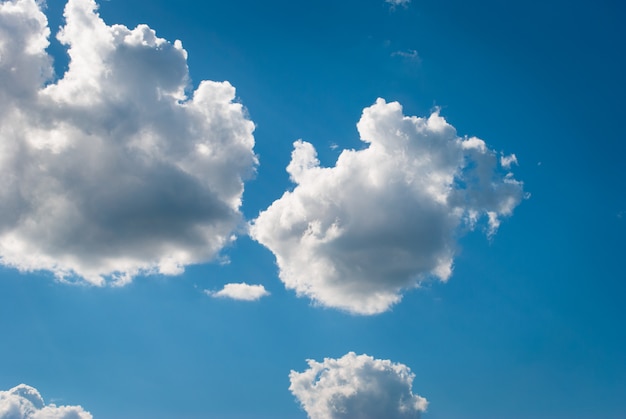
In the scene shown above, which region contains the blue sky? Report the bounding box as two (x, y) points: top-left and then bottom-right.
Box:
(0, 0), (625, 418)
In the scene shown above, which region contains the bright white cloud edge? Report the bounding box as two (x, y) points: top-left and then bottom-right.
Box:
(206, 282), (270, 301)
(250, 98), (524, 315)
(290, 352), (427, 419)
(0, 0), (257, 285)
(0, 384), (92, 419)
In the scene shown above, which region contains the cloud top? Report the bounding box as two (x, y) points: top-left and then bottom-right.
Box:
(207, 282), (270, 301)
(0, 0), (257, 285)
(250, 99), (524, 314)
(289, 352), (427, 419)
(0, 384), (92, 419)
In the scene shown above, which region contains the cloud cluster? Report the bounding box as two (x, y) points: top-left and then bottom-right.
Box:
(206, 282), (270, 301)
(289, 352), (427, 419)
(251, 99), (523, 314)
(0, 384), (92, 419)
(0, 0), (257, 285)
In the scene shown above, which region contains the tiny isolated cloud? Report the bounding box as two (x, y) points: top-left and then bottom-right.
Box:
(289, 352), (427, 419)
(207, 282), (270, 301)
(250, 98), (524, 315)
(386, 0), (411, 7)
(0, 0), (257, 285)
(0, 384), (92, 419)
(392, 49), (420, 61)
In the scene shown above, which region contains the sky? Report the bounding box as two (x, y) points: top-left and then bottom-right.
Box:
(0, 0), (625, 418)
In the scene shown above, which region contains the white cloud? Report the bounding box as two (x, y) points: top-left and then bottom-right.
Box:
(386, 0), (411, 7)
(500, 153), (518, 169)
(391, 49), (420, 62)
(0, 384), (92, 419)
(250, 98), (524, 315)
(289, 352), (427, 419)
(206, 282), (270, 301)
(0, 0), (257, 285)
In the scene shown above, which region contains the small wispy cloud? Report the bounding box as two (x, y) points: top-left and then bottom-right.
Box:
(391, 49), (421, 63)
(386, 0), (411, 8)
(500, 153), (518, 169)
(206, 283), (270, 301)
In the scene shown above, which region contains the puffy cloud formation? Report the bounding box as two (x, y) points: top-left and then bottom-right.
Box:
(206, 282), (270, 301)
(0, 0), (257, 285)
(289, 352), (427, 419)
(0, 384), (92, 419)
(250, 99), (523, 314)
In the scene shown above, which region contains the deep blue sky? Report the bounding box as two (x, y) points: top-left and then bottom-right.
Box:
(1, 0), (625, 418)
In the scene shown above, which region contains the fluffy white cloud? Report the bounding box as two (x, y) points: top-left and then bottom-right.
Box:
(500, 153), (518, 169)
(290, 352), (427, 419)
(0, 0), (257, 285)
(0, 384), (92, 419)
(250, 99), (524, 314)
(206, 282), (270, 301)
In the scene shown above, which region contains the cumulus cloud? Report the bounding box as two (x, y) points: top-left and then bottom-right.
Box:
(0, 384), (92, 419)
(250, 99), (524, 314)
(0, 0), (257, 285)
(206, 282), (270, 301)
(289, 352), (427, 419)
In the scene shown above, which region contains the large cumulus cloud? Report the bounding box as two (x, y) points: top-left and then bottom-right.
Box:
(289, 352), (427, 419)
(250, 99), (523, 314)
(0, 384), (92, 419)
(0, 0), (257, 284)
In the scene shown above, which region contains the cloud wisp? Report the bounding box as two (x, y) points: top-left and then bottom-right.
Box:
(290, 352), (427, 419)
(0, 0), (257, 285)
(386, 0), (411, 8)
(251, 99), (524, 314)
(206, 282), (270, 301)
(0, 384), (92, 419)
(391, 49), (421, 64)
